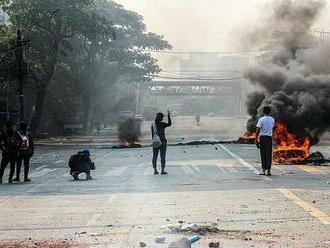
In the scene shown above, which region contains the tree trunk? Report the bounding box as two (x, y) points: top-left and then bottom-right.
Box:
(83, 91), (92, 134)
(30, 87), (47, 134)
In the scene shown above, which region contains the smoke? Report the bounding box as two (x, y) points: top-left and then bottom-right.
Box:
(118, 117), (142, 143)
(244, 0), (330, 145)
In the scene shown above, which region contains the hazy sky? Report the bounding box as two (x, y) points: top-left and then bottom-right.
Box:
(114, 0), (330, 70)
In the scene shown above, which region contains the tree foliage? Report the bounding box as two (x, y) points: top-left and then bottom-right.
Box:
(0, 0), (171, 133)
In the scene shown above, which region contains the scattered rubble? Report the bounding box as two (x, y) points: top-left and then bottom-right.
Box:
(209, 242), (220, 248)
(168, 237), (191, 248)
(168, 236), (200, 248)
(162, 223), (220, 235)
(139, 241), (147, 247)
(0, 240), (78, 248)
(155, 236), (166, 243)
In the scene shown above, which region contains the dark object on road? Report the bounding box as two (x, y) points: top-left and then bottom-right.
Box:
(273, 148), (308, 164)
(118, 117), (142, 146)
(164, 223), (220, 236)
(139, 241), (147, 247)
(238, 133), (256, 144)
(69, 150), (95, 180)
(209, 242), (220, 248)
(154, 236), (166, 243)
(273, 151), (330, 165)
(112, 143), (143, 149)
(302, 152), (330, 165)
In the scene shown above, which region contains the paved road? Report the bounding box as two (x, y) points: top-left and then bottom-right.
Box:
(0, 144), (329, 247)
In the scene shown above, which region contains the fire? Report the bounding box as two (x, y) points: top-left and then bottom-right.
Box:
(273, 122), (311, 164)
(123, 140), (138, 147)
(238, 132), (257, 144)
(242, 132), (257, 139)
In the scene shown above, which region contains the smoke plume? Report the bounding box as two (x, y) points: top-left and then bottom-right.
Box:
(118, 117), (142, 144)
(245, 0), (330, 145)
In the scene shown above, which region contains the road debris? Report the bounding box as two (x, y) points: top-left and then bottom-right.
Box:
(162, 223), (220, 235)
(209, 242), (220, 248)
(0, 240), (77, 248)
(140, 241), (147, 247)
(155, 236), (166, 243)
(168, 235), (200, 248)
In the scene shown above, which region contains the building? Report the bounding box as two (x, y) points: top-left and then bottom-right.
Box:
(140, 53), (250, 117)
(0, 8), (9, 24)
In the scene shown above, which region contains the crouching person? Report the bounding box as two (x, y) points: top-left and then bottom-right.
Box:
(69, 150), (95, 180)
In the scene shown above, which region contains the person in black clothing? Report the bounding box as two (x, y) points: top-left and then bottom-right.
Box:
(69, 150), (95, 180)
(13, 121), (34, 182)
(151, 111), (172, 175)
(0, 121), (19, 184)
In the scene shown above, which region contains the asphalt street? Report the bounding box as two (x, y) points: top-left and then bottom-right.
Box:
(0, 143), (329, 248)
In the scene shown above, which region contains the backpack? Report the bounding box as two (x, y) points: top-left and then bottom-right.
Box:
(19, 132), (29, 150)
(151, 123), (162, 148)
(6, 135), (19, 154)
(17, 131), (32, 156)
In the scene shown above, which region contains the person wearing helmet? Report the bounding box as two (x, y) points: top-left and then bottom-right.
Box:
(13, 121), (34, 182)
(68, 150), (95, 180)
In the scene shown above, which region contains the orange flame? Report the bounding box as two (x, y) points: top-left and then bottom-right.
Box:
(123, 140), (138, 147)
(242, 132), (257, 139)
(273, 122), (310, 164)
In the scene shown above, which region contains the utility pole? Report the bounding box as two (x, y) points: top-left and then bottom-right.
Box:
(15, 9), (60, 121)
(15, 29), (26, 121)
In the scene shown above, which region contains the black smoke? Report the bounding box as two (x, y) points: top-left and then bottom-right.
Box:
(244, 0), (330, 145)
(118, 117), (142, 144)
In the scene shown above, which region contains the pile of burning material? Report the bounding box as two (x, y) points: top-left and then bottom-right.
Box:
(238, 132), (257, 144)
(113, 117), (142, 149)
(273, 122), (311, 164)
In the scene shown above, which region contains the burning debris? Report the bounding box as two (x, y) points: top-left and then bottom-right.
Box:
(273, 122), (310, 163)
(243, 0), (330, 163)
(116, 117), (142, 148)
(238, 132), (257, 144)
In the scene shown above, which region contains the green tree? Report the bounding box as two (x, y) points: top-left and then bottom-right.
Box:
(0, 0), (171, 133)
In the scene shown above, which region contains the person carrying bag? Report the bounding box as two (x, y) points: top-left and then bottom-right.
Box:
(152, 122), (162, 148)
(151, 111), (172, 175)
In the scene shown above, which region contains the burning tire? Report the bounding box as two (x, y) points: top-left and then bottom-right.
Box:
(273, 148), (309, 164)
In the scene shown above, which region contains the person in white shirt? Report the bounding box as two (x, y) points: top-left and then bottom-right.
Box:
(256, 106), (275, 176)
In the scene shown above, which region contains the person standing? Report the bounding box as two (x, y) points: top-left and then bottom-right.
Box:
(0, 121), (19, 184)
(151, 111), (172, 175)
(195, 114), (200, 126)
(256, 106), (275, 176)
(13, 121), (34, 182)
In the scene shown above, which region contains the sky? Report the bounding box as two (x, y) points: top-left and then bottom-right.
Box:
(114, 0), (330, 71)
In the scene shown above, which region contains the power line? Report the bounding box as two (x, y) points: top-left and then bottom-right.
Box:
(162, 69), (242, 74)
(152, 75), (243, 81)
(139, 49), (265, 55)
